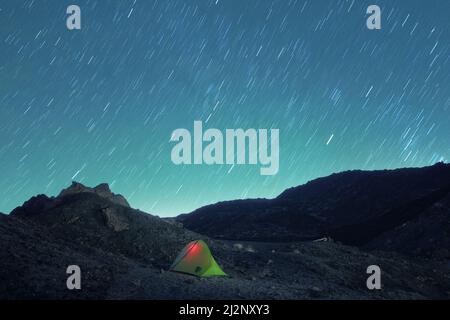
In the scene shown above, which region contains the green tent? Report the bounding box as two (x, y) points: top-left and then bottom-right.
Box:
(170, 240), (227, 277)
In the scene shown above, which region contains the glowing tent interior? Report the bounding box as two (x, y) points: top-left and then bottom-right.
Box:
(169, 240), (227, 277)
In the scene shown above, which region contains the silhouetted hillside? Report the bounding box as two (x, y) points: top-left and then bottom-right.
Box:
(2, 178), (450, 299)
(177, 163), (450, 255)
(366, 191), (450, 257)
(10, 182), (198, 267)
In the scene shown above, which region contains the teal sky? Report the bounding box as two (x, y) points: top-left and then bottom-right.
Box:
(0, 0), (449, 216)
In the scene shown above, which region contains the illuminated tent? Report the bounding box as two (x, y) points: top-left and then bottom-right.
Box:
(169, 240), (227, 277)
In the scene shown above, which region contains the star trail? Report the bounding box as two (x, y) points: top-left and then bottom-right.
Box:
(0, 0), (449, 216)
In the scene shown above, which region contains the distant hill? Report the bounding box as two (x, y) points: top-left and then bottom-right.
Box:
(177, 163), (450, 256)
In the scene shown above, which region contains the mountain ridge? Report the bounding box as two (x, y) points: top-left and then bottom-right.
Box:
(177, 162), (450, 255)
(2, 166), (450, 299)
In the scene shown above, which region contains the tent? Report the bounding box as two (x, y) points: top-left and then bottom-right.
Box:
(170, 240), (227, 277)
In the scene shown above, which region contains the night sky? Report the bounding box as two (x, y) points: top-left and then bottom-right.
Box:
(0, 0), (449, 216)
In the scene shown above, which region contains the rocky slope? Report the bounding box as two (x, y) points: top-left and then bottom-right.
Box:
(2, 210), (450, 299)
(365, 191), (450, 257)
(1, 182), (200, 299)
(9, 182), (199, 267)
(1, 171), (450, 300)
(177, 163), (450, 256)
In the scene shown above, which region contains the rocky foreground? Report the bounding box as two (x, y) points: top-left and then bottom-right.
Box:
(1, 166), (450, 299)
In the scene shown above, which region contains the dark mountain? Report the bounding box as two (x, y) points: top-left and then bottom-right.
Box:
(1, 182), (200, 299)
(177, 163), (450, 255)
(365, 191), (450, 257)
(1, 179), (450, 299)
(10, 182), (198, 267)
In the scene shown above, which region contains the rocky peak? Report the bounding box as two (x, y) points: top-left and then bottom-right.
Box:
(58, 182), (130, 208)
(94, 183), (112, 193)
(58, 182), (89, 196)
(10, 194), (55, 217)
